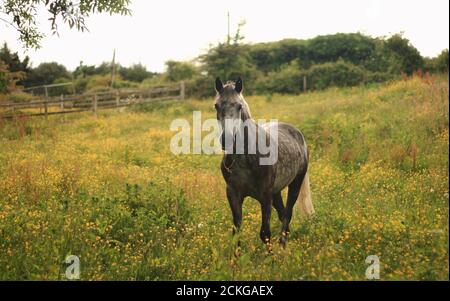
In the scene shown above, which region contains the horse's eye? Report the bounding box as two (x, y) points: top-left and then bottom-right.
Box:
(236, 103), (242, 110)
(214, 103), (220, 111)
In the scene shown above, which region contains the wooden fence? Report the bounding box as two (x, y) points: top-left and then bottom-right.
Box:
(0, 82), (185, 119)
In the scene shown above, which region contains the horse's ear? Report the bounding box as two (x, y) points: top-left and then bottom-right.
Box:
(235, 77), (243, 93)
(215, 77), (224, 94)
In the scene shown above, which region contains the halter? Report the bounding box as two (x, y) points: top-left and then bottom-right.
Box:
(222, 154), (236, 173)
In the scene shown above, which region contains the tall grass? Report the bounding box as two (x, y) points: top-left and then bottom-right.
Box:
(0, 75), (448, 280)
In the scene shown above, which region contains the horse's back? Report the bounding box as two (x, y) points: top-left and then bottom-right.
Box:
(263, 122), (308, 193)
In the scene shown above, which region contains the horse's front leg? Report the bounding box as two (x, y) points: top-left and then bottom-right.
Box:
(226, 186), (243, 254)
(259, 197), (272, 252)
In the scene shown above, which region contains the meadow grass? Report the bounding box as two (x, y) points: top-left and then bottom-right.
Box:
(0, 76), (448, 280)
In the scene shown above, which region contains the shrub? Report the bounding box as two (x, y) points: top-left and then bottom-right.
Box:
(255, 59), (305, 94)
(76, 74), (139, 93)
(24, 62), (71, 87)
(306, 60), (366, 90)
(364, 71), (395, 84)
(49, 77), (73, 96)
(165, 61), (199, 82)
(5, 91), (36, 103)
(119, 63), (154, 82)
(425, 49), (449, 73)
(184, 75), (216, 99)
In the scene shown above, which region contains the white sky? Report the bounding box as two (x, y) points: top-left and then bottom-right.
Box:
(1, 0), (449, 72)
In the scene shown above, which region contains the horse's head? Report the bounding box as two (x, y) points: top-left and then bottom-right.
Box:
(214, 77), (252, 151)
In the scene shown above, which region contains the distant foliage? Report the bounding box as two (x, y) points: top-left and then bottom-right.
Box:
(0, 43), (30, 74)
(24, 62), (71, 87)
(255, 59), (305, 94)
(425, 49), (449, 73)
(2, 32), (448, 98)
(200, 42), (260, 94)
(119, 63), (155, 82)
(0, 60), (25, 94)
(0, 43), (30, 87)
(382, 33), (424, 75)
(187, 32), (443, 97)
(307, 60), (366, 90)
(307, 33), (377, 67)
(165, 61), (199, 82)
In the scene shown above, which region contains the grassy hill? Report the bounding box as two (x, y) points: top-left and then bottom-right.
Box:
(0, 75), (448, 280)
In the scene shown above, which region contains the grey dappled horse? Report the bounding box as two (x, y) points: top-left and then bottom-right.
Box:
(214, 77), (314, 249)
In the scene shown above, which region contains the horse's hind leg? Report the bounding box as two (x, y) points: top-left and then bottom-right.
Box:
(280, 171), (306, 247)
(272, 192), (285, 222)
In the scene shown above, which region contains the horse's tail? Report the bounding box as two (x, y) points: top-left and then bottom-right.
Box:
(297, 171), (315, 216)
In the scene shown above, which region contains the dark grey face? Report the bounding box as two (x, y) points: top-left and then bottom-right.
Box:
(214, 77), (245, 150)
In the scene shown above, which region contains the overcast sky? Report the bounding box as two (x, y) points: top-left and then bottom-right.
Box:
(1, 0), (449, 72)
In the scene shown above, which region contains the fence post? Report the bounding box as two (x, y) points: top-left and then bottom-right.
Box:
(44, 99), (48, 118)
(60, 94), (65, 111)
(44, 85), (49, 117)
(115, 90), (120, 107)
(93, 94), (98, 116)
(180, 81), (185, 101)
(303, 75), (307, 92)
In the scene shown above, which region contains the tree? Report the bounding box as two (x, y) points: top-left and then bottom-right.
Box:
(73, 61), (97, 78)
(0, 0), (131, 49)
(24, 62), (71, 87)
(119, 63), (154, 82)
(383, 33), (424, 75)
(307, 33), (377, 67)
(165, 61), (198, 82)
(200, 20), (260, 92)
(306, 60), (366, 90)
(0, 60), (25, 93)
(0, 42), (30, 89)
(434, 49), (449, 73)
(0, 42), (31, 73)
(255, 59), (304, 94)
(249, 39), (309, 74)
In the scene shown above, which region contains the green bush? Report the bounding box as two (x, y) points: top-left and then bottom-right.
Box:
(74, 74), (138, 94)
(307, 60), (366, 90)
(49, 77), (73, 96)
(165, 61), (199, 82)
(140, 74), (168, 88)
(119, 63), (154, 82)
(425, 49), (449, 73)
(364, 71), (395, 84)
(184, 75), (216, 99)
(5, 91), (36, 102)
(255, 59), (305, 94)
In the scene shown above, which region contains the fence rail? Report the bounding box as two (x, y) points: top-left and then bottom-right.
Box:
(0, 82), (185, 119)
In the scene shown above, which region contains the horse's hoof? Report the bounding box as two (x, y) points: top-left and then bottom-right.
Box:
(266, 242), (273, 254)
(279, 231), (289, 248)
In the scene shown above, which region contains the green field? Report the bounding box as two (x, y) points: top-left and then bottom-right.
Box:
(0, 76), (448, 280)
